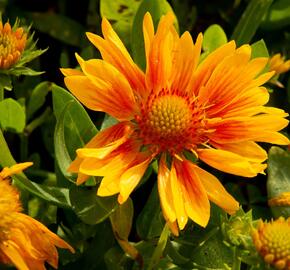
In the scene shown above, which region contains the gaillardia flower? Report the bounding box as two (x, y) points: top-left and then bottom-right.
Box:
(0, 20), (26, 69)
(62, 12), (289, 230)
(0, 163), (74, 270)
(252, 217), (290, 270)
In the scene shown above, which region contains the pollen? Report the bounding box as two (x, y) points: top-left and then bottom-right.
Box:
(137, 90), (206, 153)
(252, 217), (290, 270)
(0, 21), (26, 69)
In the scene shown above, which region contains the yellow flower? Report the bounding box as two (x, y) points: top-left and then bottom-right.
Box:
(61, 12), (289, 230)
(269, 53), (290, 76)
(0, 21), (26, 69)
(252, 217), (290, 270)
(0, 163), (74, 270)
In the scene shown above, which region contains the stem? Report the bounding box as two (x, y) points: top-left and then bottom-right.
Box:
(20, 134), (28, 161)
(232, 247), (242, 270)
(0, 87), (4, 102)
(25, 107), (51, 135)
(148, 223), (170, 270)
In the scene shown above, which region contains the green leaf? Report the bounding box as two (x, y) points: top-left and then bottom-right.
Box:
(13, 174), (71, 209)
(69, 185), (118, 225)
(27, 81), (52, 120)
(267, 146), (290, 218)
(261, 0), (290, 30)
(52, 84), (97, 178)
(0, 74), (12, 91)
(101, 114), (118, 130)
(25, 12), (86, 47)
(136, 183), (163, 240)
(147, 224), (170, 270)
(250, 39), (269, 59)
(110, 198), (134, 240)
(54, 101), (74, 179)
(9, 67), (44, 76)
(131, 0), (177, 70)
(100, 0), (141, 49)
(0, 98), (26, 133)
(203, 24), (227, 53)
(190, 229), (234, 269)
(231, 0), (273, 46)
(0, 130), (70, 208)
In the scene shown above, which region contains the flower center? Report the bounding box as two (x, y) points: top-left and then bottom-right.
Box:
(252, 217), (290, 269)
(0, 22), (26, 69)
(136, 90), (206, 153)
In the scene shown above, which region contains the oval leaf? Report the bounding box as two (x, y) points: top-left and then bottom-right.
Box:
(70, 185), (118, 225)
(0, 98), (26, 133)
(203, 24), (227, 53)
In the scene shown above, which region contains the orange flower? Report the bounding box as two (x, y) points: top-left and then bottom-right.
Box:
(252, 217), (290, 270)
(0, 163), (74, 270)
(0, 21), (26, 69)
(62, 12), (289, 230)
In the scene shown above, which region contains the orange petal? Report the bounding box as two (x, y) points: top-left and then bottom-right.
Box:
(0, 242), (29, 270)
(191, 165), (239, 215)
(174, 159), (210, 228)
(60, 68), (83, 76)
(86, 25), (146, 98)
(211, 141), (267, 163)
(169, 161), (188, 230)
(145, 13), (176, 91)
(157, 155), (176, 223)
(64, 64), (136, 121)
(170, 32), (202, 93)
(118, 155), (152, 204)
(198, 148), (266, 177)
(0, 162), (33, 179)
(190, 41), (236, 95)
(143, 12), (155, 65)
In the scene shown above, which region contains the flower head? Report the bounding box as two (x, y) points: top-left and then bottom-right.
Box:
(269, 53), (290, 76)
(62, 12), (289, 230)
(0, 163), (74, 270)
(252, 217), (290, 270)
(0, 21), (26, 69)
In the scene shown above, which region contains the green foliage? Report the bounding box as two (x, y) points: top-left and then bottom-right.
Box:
(0, 98), (26, 133)
(203, 24), (227, 53)
(261, 0), (290, 30)
(231, 0), (273, 46)
(100, 0), (141, 49)
(1, 0), (290, 269)
(267, 146), (290, 218)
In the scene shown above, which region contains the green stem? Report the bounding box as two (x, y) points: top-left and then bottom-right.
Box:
(25, 107), (51, 135)
(148, 223), (170, 270)
(20, 134), (28, 161)
(232, 247), (241, 270)
(0, 87), (4, 102)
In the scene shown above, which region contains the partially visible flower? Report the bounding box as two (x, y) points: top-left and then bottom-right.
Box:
(0, 163), (74, 270)
(0, 21), (26, 69)
(269, 53), (290, 76)
(252, 217), (290, 270)
(268, 191), (290, 207)
(0, 18), (46, 80)
(62, 12), (289, 231)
